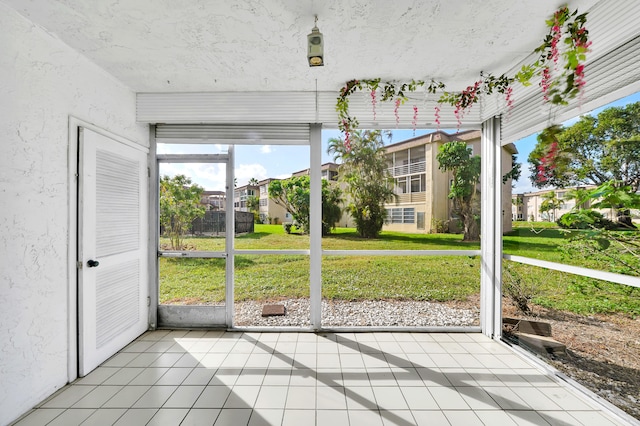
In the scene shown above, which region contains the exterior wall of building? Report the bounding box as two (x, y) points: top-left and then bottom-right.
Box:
(234, 185), (258, 212)
(382, 132), (514, 235)
(511, 186), (621, 224)
(257, 180), (288, 224)
(0, 6), (147, 424)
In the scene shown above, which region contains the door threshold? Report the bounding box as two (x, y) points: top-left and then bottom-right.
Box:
(229, 326), (481, 333)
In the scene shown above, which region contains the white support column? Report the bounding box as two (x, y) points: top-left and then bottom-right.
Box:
(480, 116), (503, 338)
(225, 145), (235, 328)
(148, 125), (159, 330)
(309, 124), (322, 330)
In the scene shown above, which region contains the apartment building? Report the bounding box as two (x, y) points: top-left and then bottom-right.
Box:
(200, 190), (226, 211)
(233, 183), (258, 212)
(257, 178), (290, 224)
(512, 185), (607, 222)
(383, 130), (516, 234)
(290, 162), (354, 227)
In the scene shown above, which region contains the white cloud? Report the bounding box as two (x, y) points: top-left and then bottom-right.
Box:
(260, 145), (272, 154)
(275, 173), (292, 179)
(159, 162), (228, 191)
(235, 163), (268, 185)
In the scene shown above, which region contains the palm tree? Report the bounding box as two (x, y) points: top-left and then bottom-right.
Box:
(328, 130), (395, 238)
(248, 177), (259, 186)
(540, 190), (562, 221)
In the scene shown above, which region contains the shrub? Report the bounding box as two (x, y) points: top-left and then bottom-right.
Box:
(558, 209), (615, 229)
(503, 262), (538, 315)
(283, 223), (293, 234)
(430, 218), (449, 234)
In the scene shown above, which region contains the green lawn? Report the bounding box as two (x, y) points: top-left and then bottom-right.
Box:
(159, 224), (639, 316)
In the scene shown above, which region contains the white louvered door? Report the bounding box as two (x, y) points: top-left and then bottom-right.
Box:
(78, 127), (148, 376)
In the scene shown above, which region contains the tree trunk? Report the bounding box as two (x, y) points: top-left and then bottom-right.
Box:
(462, 212), (480, 242)
(617, 208), (636, 229)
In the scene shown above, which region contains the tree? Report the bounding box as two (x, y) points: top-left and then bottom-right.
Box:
(503, 154), (522, 185)
(436, 142), (481, 241)
(328, 130), (395, 238)
(248, 177), (259, 186)
(539, 190), (562, 221)
(528, 102), (640, 226)
(268, 175), (342, 235)
(160, 174), (206, 249)
(564, 186), (591, 210)
(247, 195), (260, 213)
(246, 194), (260, 223)
(322, 183), (343, 235)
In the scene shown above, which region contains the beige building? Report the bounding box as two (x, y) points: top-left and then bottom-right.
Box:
(512, 185), (613, 223)
(290, 162), (355, 227)
(200, 190), (226, 211)
(383, 130), (516, 234)
(257, 178), (290, 224)
(233, 184), (258, 212)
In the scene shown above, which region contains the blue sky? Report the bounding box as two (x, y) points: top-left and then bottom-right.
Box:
(158, 92), (640, 192)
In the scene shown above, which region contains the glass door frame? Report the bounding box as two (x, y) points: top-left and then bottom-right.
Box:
(154, 148), (235, 328)
(149, 123), (320, 330)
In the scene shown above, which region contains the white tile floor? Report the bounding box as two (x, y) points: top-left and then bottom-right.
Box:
(13, 331), (630, 426)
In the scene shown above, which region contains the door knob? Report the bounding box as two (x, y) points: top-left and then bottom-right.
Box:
(87, 259), (100, 267)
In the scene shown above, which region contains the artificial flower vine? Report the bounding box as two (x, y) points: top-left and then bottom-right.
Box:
(336, 6), (590, 144)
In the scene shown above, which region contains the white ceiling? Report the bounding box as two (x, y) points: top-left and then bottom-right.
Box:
(4, 0), (601, 93)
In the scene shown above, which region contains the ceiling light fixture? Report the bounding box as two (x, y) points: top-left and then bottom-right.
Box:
(307, 15), (324, 67)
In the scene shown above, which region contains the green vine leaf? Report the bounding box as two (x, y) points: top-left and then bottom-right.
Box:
(335, 6), (591, 142)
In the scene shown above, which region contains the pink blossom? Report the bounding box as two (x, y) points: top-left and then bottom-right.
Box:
(434, 105), (441, 130)
(412, 105), (418, 135)
(541, 67), (551, 102)
(342, 120), (351, 152)
(370, 89), (377, 121)
(505, 86), (514, 116)
(394, 98), (401, 127)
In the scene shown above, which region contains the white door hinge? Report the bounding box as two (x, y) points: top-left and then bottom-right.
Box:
(76, 261), (83, 269)
(147, 296), (151, 307)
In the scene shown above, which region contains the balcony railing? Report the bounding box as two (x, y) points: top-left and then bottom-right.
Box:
(387, 160), (426, 177)
(394, 192), (427, 204)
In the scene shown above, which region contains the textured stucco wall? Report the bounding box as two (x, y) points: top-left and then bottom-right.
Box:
(0, 5), (147, 424)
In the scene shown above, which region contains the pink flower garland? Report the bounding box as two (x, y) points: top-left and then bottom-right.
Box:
(370, 88), (377, 122)
(551, 10), (563, 68)
(342, 119), (351, 152)
(453, 81), (481, 131)
(394, 98), (401, 127)
(505, 86), (514, 116)
(536, 140), (559, 183)
(541, 67), (551, 102)
(434, 105), (441, 130)
(412, 105), (418, 135)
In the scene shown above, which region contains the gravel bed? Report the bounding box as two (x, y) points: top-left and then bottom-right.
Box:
(234, 298), (479, 327)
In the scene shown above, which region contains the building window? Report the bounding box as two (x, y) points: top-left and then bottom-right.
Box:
(259, 198), (267, 206)
(403, 208), (415, 224)
(391, 208), (403, 223)
(396, 177), (408, 194)
(386, 208), (415, 224)
(410, 175), (425, 193)
(417, 212), (425, 229)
